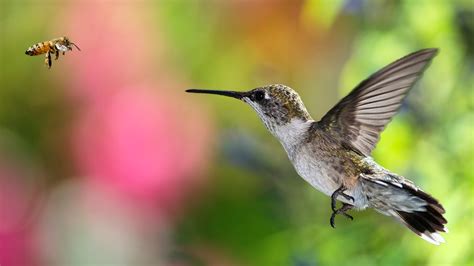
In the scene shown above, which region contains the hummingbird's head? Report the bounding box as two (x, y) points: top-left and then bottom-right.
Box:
(186, 84), (312, 135)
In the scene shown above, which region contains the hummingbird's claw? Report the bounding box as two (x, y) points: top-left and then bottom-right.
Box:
(342, 212), (354, 220)
(330, 203), (354, 228)
(330, 213), (337, 228)
(344, 194), (355, 202)
(330, 186), (355, 227)
(331, 186), (354, 211)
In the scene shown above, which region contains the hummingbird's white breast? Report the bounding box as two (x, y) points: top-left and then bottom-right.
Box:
(273, 119), (368, 209)
(271, 119), (338, 195)
(291, 147), (368, 209)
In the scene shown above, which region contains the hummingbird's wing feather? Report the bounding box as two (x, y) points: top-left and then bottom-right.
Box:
(319, 48), (438, 156)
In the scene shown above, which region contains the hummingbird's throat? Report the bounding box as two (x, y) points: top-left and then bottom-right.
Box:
(270, 118), (314, 149)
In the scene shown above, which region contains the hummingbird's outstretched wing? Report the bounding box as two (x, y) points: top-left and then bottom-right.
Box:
(319, 48), (438, 156)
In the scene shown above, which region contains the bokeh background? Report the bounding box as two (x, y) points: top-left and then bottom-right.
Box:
(0, 0), (473, 265)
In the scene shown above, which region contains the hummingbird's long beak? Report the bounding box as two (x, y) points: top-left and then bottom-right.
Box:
(186, 89), (247, 100)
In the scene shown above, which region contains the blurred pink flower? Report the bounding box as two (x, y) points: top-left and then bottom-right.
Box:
(64, 2), (214, 215)
(0, 158), (41, 266)
(73, 86), (213, 212)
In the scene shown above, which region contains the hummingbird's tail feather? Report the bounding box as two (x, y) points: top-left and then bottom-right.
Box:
(361, 175), (448, 245)
(390, 185), (447, 245)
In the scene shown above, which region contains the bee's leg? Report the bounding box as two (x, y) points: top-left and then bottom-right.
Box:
(55, 50), (59, 60)
(62, 51), (66, 55)
(329, 185), (355, 228)
(44, 53), (49, 67)
(44, 51), (52, 69)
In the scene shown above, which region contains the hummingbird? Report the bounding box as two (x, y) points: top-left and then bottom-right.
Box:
(186, 48), (447, 245)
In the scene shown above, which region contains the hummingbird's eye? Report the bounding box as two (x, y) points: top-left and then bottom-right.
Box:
(254, 91), (265, 101)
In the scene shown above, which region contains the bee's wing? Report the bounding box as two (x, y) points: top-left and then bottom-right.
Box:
(318, 49), (438, 156)
(56, 43), (69, 52)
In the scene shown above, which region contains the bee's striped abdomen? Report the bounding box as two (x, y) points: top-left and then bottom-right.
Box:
(25, 41), (53, 56)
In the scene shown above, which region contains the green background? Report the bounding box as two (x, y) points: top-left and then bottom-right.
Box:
(0, 0), (472, 265)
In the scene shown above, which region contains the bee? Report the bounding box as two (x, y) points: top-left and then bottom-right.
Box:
(25, 36), (80, 69)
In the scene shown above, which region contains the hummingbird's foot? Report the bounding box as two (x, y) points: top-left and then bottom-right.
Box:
(330, 203), (354, 228)
(331, 186), (354, 211)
